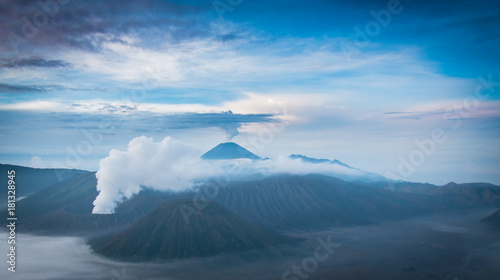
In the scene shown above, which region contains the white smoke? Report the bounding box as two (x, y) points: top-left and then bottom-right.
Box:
(92, 136), (379, 214)
(92, 136), (212, 214)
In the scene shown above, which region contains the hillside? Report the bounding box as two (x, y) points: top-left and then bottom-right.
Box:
(429, 182), (500, 208)
(91, 199), (297, 260)
(9, 172), (187, 235)
(213, 174), (448, 229)
(0, 163), (86, 207)
(482, 209), (500, 227)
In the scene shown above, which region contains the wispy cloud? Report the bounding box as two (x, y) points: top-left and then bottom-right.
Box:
(1, 57), (72, 68)
(0, 83), (43, 93)
(0, 0), (210, 52)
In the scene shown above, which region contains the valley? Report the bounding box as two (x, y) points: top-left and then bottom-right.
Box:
(1, 209), (499, 280)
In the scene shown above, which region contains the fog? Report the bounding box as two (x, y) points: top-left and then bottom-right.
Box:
(0, 232), (180, 280)
(0, 233), (113, 280)
(2, 209), (499, 280)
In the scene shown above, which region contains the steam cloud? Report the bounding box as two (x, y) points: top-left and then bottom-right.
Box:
(221, 123), (241, 141)
(92, 136), (375, 214)
(92, 136), (210, 214)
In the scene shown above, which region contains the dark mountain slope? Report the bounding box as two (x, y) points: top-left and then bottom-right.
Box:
(370, 181), (439, 193)
(92, 199), (297, 261)
(213, 174), (446, 230)
(9, 172), (187, 235)
(15, 172), (98, 216)
(0, 163), (86, 207)
(481, 209), (500, 227)
(429, 182), (500, 208)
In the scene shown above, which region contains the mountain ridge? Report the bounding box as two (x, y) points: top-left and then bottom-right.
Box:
(287, 154), (387, 182)
(0, 163), (88, 208)
(289, 154), (352, 168)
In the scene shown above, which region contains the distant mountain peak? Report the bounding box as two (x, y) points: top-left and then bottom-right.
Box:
(289, 154), (351, 168)
(288, 154), (388, 182)
(201, 142), (261, 160)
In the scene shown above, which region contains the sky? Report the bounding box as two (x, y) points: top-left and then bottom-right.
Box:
(0, 0), (499, 185)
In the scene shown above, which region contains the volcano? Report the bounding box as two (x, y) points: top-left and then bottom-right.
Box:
(91, 199), (296, 260)
(201, 142), (261, 160)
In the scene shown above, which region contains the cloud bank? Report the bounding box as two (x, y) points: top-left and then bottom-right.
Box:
(92, 136), (381, 214)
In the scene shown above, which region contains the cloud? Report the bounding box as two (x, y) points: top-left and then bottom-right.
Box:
(0, 83), (43, 93)
(92, 136), (383, 214)
(0, 234), (113, 280)
(0, 11), (476, 105)
(384, 100), (500, 122)
(0, 29), (446, 95)
(30, 156), (44, 168)
(0, 98), (277, 139)
(1, 57), (72, 68)
(0, 0), (211, 52)
(164, 112), (277, 140)
(217, 33), (242, 42)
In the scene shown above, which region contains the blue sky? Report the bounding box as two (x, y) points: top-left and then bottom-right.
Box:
(1, 0), (499, 185)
